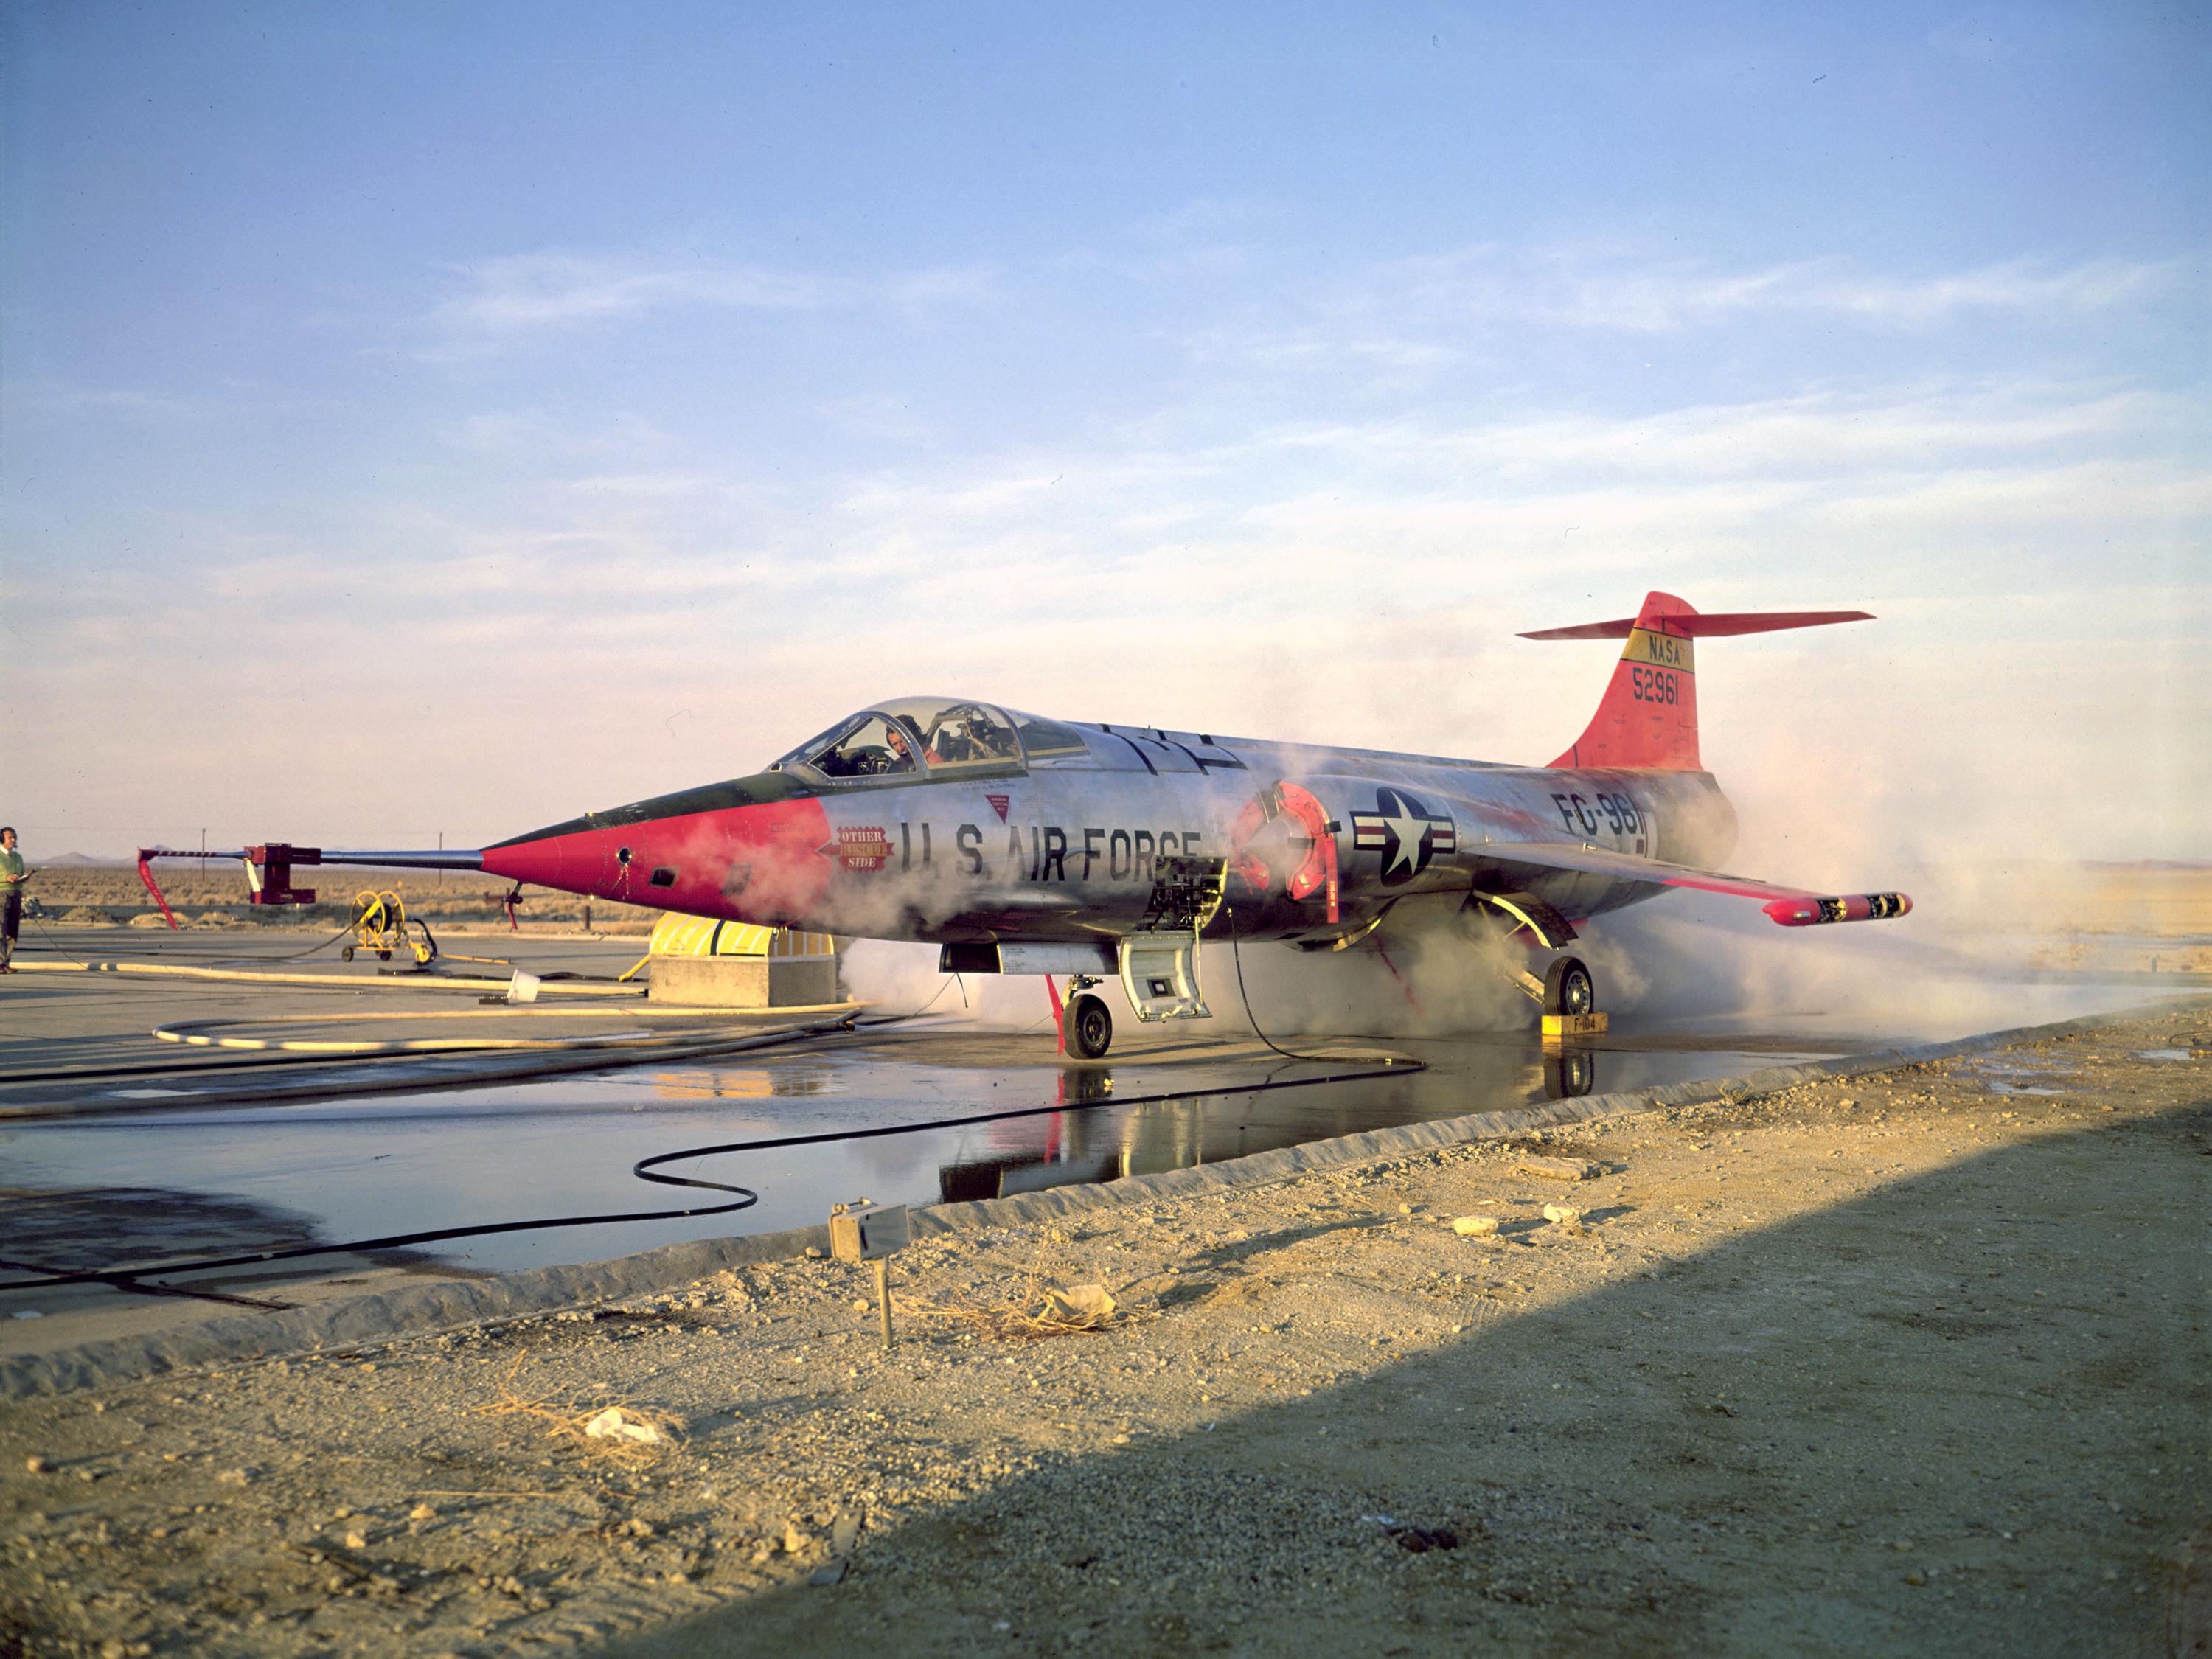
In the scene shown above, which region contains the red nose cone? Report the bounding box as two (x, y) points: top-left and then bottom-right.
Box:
(483, 796), (832, 925)
(479, 834), (572, 891)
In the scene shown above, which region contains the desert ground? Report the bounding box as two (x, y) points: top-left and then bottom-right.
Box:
(18, 868), (661, 935)
(2, 1004), (2205, 1658)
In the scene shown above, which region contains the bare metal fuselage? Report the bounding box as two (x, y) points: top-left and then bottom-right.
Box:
(759, 724), (1739, 947)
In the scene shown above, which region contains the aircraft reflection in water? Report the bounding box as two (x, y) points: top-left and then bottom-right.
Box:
(639, 1040), (1594, 1206)
(647, 1065), (843, 1102)
(140, 592), (1913, 1057)
(937, 1045), (1598, 1206)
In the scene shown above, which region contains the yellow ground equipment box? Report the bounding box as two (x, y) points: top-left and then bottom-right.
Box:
(645, 915), (840, 1007)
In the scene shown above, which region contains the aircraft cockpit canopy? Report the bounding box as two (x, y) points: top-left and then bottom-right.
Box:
(773, 698), (1091, 783)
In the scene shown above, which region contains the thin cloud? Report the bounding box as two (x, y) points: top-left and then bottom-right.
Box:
(2, 381), (215, 420)
(15, 377), (2192, 664)
(1197, 248), (2191, 375)
(776, 375), (2211, 623)
(1550, 253), (2184, 331)
(9, 316), (2202, 856)
(425, 250), (999, 340)
(562, 471), (717, 499)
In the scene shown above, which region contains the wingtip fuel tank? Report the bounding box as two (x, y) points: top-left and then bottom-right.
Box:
(1761, 891), (1913, 927)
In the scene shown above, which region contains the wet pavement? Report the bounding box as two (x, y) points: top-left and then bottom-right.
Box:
(1, 928), (2197, 1332)
(1, 1022), (1778, 1283)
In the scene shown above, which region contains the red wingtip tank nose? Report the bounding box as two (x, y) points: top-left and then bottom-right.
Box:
(1763, 891), (1913, 928)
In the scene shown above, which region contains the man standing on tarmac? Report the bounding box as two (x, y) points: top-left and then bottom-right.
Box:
(1, 827), (26, 973)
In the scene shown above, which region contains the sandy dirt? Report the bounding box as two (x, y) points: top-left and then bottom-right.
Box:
(2, 1008), (2206, 1658)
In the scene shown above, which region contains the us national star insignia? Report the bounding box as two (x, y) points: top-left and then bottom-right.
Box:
(1349, 787), (1457, 884)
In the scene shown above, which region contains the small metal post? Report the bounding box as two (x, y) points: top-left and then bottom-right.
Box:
(830, 1198), (908, 1353)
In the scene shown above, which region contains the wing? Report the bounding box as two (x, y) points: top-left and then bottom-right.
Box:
(1470, 841), (1911, 927)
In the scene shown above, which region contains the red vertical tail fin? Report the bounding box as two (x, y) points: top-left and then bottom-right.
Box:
(1521, 593), (1874, 771)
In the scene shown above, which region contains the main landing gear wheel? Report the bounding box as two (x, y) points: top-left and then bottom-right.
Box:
(1543, 954), (1596, 1018)
(1067, 993), (1113, 1060)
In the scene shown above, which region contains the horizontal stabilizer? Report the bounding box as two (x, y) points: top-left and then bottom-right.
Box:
(1520, 609), (1874, 641)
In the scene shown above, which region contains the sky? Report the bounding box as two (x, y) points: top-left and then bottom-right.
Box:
(1, 1), (2205, 877)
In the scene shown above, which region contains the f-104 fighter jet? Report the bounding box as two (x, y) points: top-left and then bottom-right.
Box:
(141, 592), (1909, 1057)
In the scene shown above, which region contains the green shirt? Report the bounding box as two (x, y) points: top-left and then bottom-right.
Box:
(1, 849), (23, 886)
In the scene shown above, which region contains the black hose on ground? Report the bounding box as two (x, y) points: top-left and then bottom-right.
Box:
(1221, 894), (1338, 1064)
(0, 1041), (1413, 1295)
(19, 909), (93, 970)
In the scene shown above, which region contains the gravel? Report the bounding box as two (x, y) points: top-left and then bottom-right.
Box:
(1, 1006), (2206, 1657)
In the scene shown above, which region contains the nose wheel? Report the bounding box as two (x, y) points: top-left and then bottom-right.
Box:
(1067, 992), (1113, 1060)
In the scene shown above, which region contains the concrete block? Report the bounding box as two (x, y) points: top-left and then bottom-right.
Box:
(648, 956), (838, 1008)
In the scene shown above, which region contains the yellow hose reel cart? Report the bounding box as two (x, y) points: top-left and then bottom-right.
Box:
(341, 888), (439, 967)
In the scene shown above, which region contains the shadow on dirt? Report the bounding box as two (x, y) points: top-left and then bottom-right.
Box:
(604, 1100), (2210, 1659)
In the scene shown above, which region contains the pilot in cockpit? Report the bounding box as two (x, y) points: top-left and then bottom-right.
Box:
(811, 715), (918, 778)
(937, 706), (1017, 764)
(929, 719), (975, 765)
(970, 712), (1019, 760)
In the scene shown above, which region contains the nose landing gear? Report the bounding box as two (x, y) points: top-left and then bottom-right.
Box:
(1046, 973), (1118, 1060)
(1067, 990), (1113, 1060)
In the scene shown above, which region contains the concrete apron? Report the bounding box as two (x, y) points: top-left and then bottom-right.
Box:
(5, 994), (2205, 1399)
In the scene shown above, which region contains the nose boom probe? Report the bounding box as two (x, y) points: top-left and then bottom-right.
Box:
(135, 844), (485, 930)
